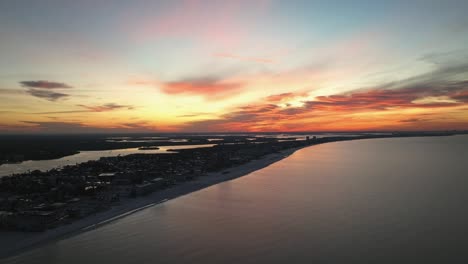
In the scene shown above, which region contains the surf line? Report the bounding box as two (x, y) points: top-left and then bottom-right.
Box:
(81, 198), (169, 231)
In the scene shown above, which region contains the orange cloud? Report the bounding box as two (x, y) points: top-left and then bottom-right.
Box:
(308, 83), (466, 111)
(162, 77), (244, 100)
(265, 92), (309, 103)
(179, 80), (468, 132)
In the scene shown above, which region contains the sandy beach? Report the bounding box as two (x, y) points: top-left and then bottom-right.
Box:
(0, 146), (304, 259)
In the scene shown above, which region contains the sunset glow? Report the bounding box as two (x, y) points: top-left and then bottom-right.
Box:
(1, 0), (468, 133)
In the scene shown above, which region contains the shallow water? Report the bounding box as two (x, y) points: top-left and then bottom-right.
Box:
(3, 136), (468, 263)
(0, 144), (215, 177)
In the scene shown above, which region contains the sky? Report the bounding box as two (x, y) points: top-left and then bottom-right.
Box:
(1, 0), (468, 133)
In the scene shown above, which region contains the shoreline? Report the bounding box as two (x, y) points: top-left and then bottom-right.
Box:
(0, 145), (304, 259)
(0, 133), (463, 260)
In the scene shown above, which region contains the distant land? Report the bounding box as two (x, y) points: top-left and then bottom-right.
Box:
(1, 131), (466, 166)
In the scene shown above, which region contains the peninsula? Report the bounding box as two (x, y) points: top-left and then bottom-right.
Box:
(0, 131), (463, 258)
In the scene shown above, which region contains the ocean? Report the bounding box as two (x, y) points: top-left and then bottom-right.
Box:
(3, 135), (468, 263)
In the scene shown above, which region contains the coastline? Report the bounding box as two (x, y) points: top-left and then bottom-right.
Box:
(0, 145), (304, 259)
(1, 133), (463, 260)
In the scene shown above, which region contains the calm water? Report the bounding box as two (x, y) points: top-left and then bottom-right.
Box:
(0, 144), (215, 177)
(3, 136), (468, 263)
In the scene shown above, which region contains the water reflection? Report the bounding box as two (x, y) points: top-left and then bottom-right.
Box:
(0, 144), (215, 177)
(3, 135), (468, 263)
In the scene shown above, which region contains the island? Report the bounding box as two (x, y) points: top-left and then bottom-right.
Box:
(138, 146), (160, 150)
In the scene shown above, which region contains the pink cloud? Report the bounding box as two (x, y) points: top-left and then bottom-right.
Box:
(129, 0), (271, 49)
(162, 77), (244, 100)
(213, 52), (276, 63)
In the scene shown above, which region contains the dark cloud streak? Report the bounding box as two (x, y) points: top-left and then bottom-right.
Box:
(77, 103), (134, 112)
(20, 80), (72, 89)
(26, 89), (70, 101)
(20, 80), (73, 101)
(35, 103), (135, 114)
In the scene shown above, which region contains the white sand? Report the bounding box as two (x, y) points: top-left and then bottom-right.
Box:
(0, 146), (304, 259)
